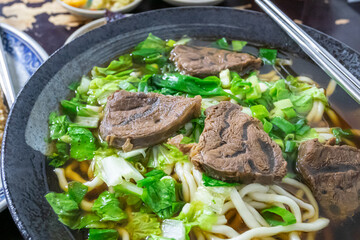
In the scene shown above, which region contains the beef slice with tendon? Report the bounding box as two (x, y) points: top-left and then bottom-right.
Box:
(99, 90), (201, 150)
(170, 45), (262, 78)
(190, 101), (287, 184)
(297, 139), (360, 221)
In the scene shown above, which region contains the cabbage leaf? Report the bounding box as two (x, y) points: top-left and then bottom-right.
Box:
(125, 212), (162, 240)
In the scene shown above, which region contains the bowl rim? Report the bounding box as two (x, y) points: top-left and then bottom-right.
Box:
(2, 6), (360, 239)
(163, 0), (224, 6)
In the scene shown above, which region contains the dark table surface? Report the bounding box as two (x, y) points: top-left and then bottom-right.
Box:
(1, 0), (360, 239)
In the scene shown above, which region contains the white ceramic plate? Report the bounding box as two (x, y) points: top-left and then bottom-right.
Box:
(163, 0), (224, 6)
(0, 23), (48, 212)
(57, 0), (141, 18)
(65, 18), (107, 44)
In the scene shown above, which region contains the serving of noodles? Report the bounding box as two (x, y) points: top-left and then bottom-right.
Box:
(44, 33), (360, 240)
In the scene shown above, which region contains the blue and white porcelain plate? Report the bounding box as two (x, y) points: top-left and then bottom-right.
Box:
(0, 23), (48, 212)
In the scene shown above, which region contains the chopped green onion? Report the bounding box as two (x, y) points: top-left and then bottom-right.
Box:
(271, 117), (295, 134)
(250, 105), (269, 121)
(245, 75), (262, 100)
(219, 69), (231, 89)
(215, 37), (229, 49)
(296, 125), (311, 136)
(284, 141), (297, 153)
(274, 139), (284, 150)
(282, 107), (297, 119)
(263, 119), (273, 133)
(232, 40), (247, 51)
(262, 206), (296, 226)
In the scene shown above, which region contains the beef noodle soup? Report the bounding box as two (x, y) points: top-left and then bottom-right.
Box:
(45, 34), (360, 240)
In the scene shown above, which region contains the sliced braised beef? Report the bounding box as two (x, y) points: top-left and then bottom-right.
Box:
(99, 90), (201, 151)
(190, 101), (287, 184)
(297, 139), (360, 221)
(170, 45), (262, 78)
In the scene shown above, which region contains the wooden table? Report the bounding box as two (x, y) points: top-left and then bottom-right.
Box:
(1, 0), (360, 238)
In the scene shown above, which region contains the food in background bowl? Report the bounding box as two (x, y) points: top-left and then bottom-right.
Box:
(56, 0), (141, 18)
(63, 0), (134, 11)
(42, 33), (360, 239)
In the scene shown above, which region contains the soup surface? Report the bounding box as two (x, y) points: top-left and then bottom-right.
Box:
(45, 34), (360, 240)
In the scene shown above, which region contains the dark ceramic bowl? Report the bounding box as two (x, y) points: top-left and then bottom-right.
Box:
(2, 7), (360, 240)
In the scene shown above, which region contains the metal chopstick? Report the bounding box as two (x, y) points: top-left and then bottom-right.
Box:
(255, 0), (360, 104)
(0, 26), (16, 107)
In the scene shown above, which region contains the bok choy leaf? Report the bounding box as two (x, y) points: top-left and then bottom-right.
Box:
(137, 170), (184, 219)
(88, 229), (119, 240)
(92, 191), (127, 222)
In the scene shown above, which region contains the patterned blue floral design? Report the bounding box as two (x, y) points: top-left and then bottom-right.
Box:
(0, 27), (47, 208)
(1, 30), (43, 75)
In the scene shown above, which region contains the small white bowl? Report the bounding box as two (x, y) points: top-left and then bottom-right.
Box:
(65, 14), (131, 44)
(65, 17), (107, 44)
(163, 0), (224, 6)
(56, 0), (142, 18)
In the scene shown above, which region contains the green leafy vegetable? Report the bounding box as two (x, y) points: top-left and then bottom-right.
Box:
(95, 152), (144, 186)
(269, 79), (290, 101)
(49, 112), (70, 140)
(114, 181), (144, 201)
(202, 174), (238, 187)
(261, 206), (296, 226)
(68, 182), (88, 204)
(125, 212), (162, 240)
(194, 186), (232, 214)
(259, 48), (277, 65)
(151, 73), (238, 100)
(175, 201), (218, 236)
(68, 127), (96, 160)
(137, 170), (184, 219)
(88, 229), (119, 240)
(132, 34), (169, 65)
(332, 127), (353, 144)
(92, 191), (127, 222)
(48, 141), (70, 167)
(77, 213), (111, 229)
(92, 54), (133, 78)
(45, 192), (80, 228)
(148, 235), (175, 240)
(148, 143), (188, 171)
(161, 219), (185, 240)
(87, 73), (135, 105)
